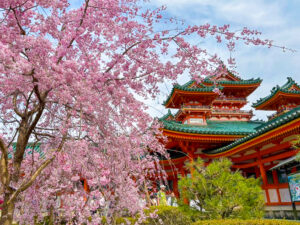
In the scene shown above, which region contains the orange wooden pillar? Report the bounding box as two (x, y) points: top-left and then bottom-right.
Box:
(256, 147), (271, 204)
(258, 162), (270, 204)
(180, 164), (186, 177)
(189, 146), (196, 176)
(256, 148), (268, 187)
(259, 163), (267, 186)
(79, 178), (90, 202)
(83, 179), (90, 193)
(173, 175), (179, 198)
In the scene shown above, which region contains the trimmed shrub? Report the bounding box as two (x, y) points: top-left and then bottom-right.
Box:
(101, 206), (191, 225)
(192, 219), (299, 225)
(100, 216), (136, 225)
(141, 205), (192, 225)
(115, 217), (136, 224)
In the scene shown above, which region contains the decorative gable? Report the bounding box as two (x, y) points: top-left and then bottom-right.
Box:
(288, 84), (300, 91)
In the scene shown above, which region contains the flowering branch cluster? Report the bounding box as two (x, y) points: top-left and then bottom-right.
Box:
(0, 0), (276, 224)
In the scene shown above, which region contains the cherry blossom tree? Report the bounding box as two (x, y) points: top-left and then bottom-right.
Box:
(0, 0), (274, 224)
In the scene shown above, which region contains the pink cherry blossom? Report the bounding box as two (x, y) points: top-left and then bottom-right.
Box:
(0, 0), (277, 224)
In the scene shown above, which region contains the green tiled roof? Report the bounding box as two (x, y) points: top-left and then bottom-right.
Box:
(159, 109), (174, 121)
(203, 65), (262, 84)
(209, 64), (243, 81)
(281, 77), (300, 90)
(203, 77), (262, 85)
(160, 118), (264, 135)
(180, 80), (206, 88)
(163, 83), (220, 106)
(252, 77), (300, 108)
(8, 143), (45, 159)
(225, 70), (242, 81)
(204, 106), (300, 155)
(163, 75), (261, 106)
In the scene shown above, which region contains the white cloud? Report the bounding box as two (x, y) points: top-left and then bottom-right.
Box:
(207, 0), (285, 27)
(145, 0), (300, 120)
(152, 0), (286, 27)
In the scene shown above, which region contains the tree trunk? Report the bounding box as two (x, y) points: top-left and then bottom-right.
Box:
(49, 205), (54, 225)
(0, 199), (15, 225)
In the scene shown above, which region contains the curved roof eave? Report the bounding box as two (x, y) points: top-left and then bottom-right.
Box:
(203, 106), (300, 155)
(203, 78), (262, 85)
(161, 119), (263, 136)
(163, 85), (220, 106)
(252, 77), (300, 108)
(252, 89), (300, 108)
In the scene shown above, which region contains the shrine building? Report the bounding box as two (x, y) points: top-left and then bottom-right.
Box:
(158, 72), (300, 218)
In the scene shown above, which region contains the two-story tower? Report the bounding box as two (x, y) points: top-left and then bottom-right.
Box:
(158, 74), (300, 218)
(159, 72), (262, 196)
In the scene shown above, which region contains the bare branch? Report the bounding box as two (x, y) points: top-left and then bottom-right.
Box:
(104, 31), (184, 76)
(56, 0), (90, 64)
(7, 128), (19, 149)
(10, 6), (26, 35)
(0, 138), (10, 190)
(32, 131), (55, 138)
(105, 41), (141, 74)
(13, 91), (25, 118)
(7, 134), (67, 205)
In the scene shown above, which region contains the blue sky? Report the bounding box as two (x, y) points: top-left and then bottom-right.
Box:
(71, 0), (300, 120)
(144, 0), (300, 120)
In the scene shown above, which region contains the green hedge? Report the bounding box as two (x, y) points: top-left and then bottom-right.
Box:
(102, 206), (192, 225)
(36, 208), (299, 225)
(141, 205), (192, 225)
(107, 207), (299, 225)
(192, 219), (299, 225)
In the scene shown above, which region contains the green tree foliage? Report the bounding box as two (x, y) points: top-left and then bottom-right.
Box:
(293, 135), (300, 161)
(178, 158), (264, 220)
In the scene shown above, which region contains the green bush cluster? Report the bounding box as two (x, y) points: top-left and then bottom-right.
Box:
(139, 207), (299, 225)
(178, 158), (265, 220)
(191, 219), (299, 225)
(35, 206), (299, 225)
(106, 206), (299, 225)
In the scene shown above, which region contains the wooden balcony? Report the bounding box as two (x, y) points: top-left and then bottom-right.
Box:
(212, 109), (253, 116)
